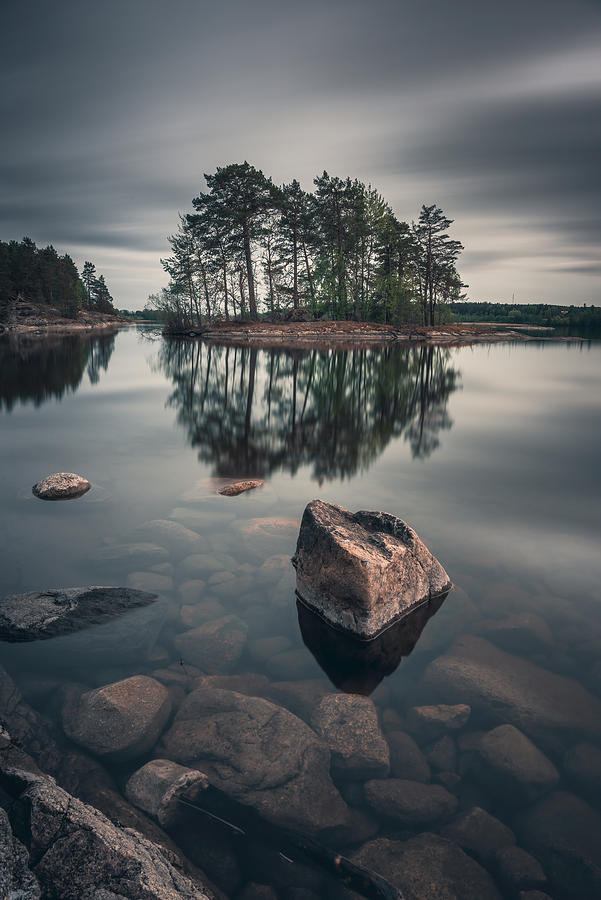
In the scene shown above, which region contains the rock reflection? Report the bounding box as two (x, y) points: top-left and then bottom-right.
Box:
(297, 592), (449, 695)
(157, 341), (461, 480)
(0, 331), (116, 410)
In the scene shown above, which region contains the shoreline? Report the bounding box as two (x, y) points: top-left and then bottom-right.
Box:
(0, 318), (124, 338)
(165, 321), (582, 348)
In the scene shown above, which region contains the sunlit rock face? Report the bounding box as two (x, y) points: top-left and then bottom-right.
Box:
(292, 500), (452, 639)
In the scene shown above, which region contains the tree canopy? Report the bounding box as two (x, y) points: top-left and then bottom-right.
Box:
(0, 237), (116, 320)
(153, 162), (465, 328)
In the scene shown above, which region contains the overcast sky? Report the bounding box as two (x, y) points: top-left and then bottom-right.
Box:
(1, 0), (600, 308)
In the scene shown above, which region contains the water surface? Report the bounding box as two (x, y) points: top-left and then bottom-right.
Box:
(1, 327), (600, 898)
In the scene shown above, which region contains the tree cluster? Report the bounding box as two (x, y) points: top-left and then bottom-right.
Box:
(0, 237), (115, 320)
(451, 301), (601, 334)
(152, 162), (464, 328)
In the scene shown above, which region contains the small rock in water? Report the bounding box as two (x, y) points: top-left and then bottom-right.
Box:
(351, 834), (503, 900)
(387, 731), (431, 783)
(310, 693), (390, 779)
(515, 790), (601, 899)
(426, 735), (457, 772)
(440, 806), (516, 862)
(406, 703), (471, 742)
(364, 777), (458, 825)
(218, 479), (264, 496)
(61, 675), (172, 760)
(125, 758), (209, 827)
(470, 724), (559, 803)
(292, 499), (452, 638)
(32, 472), (90, 500)
(563, 741), (601, 797)
(494, 845), (547, 892)
(174, 615), (248, 673)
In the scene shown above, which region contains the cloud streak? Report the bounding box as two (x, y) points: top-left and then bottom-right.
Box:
(1, 0), (599, 307)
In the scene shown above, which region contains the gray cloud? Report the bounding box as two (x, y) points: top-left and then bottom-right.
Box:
(1, 0), (600, 307)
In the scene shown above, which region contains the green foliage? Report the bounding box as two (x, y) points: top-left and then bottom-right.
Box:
(0, 237), (115, 319)
(450, 302), (601, 334)
(154, 164), (464, 330)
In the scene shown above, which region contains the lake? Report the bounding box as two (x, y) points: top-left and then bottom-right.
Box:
(1, 326), (601, 899)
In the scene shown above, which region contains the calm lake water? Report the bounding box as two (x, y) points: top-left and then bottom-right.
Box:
(1, 326), (601, 899)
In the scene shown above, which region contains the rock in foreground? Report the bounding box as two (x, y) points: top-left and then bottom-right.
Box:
(292, 500), (451, 638)
(0, 762), (210, 899)
(0, 586), (157, 642)
(351, 834), (502, 900)
(62, 675), (172, 761)
(32, 472), (90, 500)
(159, 687), (349, 836)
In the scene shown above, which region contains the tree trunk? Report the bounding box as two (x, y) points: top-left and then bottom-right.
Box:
(243, 223), (258, 319)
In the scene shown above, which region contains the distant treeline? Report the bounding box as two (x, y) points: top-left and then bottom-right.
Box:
(119, 308), (164, 322)
(152, 161), (464, 329)
(0, 237), (116, 320)
(450, 302), (601, 332)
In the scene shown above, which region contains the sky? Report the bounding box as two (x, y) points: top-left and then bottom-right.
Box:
(1, 0), (600, 309)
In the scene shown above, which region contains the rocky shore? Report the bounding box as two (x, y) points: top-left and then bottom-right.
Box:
(165, 320), (578, 348)
(0, 298), (124, 337)
(2, 488), (601, 899)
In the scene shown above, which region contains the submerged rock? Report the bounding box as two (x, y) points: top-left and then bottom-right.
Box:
(32, 471), (90, 500)
(470, 725), (559, 803)
(423, 635), (601, 751)
(218, 479), (264, 496)
(158, 687), (349, 837)
(174, 615), (248, 673)
(134, 519), (206, 557)
(440, 806), (516, 863)
(0, 586), (157, 642)
(351, 834), (502, 900)
(515, 791), (601, 899)
(406, 704), (471, 742)
(387, 731), (431, 783)
(494, 846), (547, 893)
(62, 675), (172, 761)
(292, 500), (451, 638)
(364, 777), (458, 825)
(310, 693), (390, 779)
(125, 759), (209, 827)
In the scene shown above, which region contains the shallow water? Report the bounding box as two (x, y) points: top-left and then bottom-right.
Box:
(1, 326), (601, 898)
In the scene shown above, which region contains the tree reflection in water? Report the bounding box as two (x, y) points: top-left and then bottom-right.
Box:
(0, 332), (116, 411)
(157, 341), (461, 480)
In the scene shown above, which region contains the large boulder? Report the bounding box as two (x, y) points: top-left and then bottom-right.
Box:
(0, 586), (157, 642)
(351, 834), (503, 900)
(62, 676), (172, 761)
(310, 693), (390, 779)
(0, 765), (211, 899)
(423, 635), (601, 751)
(158, 687), (349, 837)
(32, 472), (90, 500)
(0, 807), (40, 899)
(292, 500), (451, 638)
